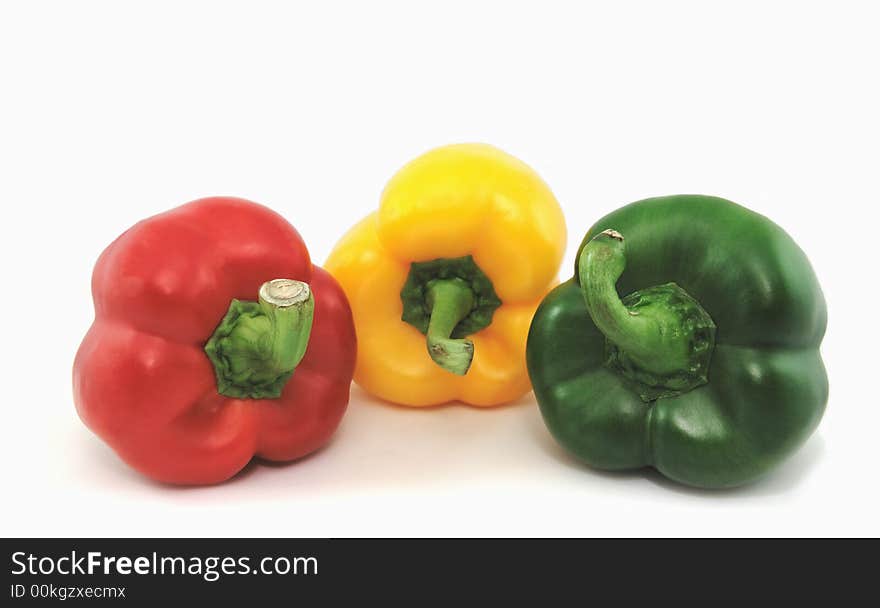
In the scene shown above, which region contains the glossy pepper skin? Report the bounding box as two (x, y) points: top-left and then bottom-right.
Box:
(325, 144), (566, 406)
(527, 195), (827, 488)
(73, 197), (356, 485)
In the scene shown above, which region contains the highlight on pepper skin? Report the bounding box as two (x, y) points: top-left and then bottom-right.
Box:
(324, 143), (567, 407)
(72, 197), (357, 485)
(526, 194), (828, 489)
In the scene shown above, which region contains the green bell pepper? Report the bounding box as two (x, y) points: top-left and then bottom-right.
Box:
(526, 195), (828, 489)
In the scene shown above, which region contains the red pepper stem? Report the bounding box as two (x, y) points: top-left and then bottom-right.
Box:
(204, 279), (315, 399)
(257, 279), (315, 373)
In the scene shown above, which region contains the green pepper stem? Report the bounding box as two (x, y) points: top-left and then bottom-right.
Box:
(425, 278), (475, 375)
(579, 230), (692, 375)
(204, 279), (314, 399)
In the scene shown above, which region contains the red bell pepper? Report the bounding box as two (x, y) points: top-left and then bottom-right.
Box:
(73, 197), (356, 485)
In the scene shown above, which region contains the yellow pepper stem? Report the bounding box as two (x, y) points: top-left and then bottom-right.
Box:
(425, 278), (475, 375)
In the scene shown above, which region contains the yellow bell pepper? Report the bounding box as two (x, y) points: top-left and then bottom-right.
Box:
(325, 143), (566, 406)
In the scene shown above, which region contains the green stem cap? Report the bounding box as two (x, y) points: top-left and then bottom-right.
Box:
(205, 279), (315, 399)
(578, 230), (716, 402)
(399, 255), (502, 376)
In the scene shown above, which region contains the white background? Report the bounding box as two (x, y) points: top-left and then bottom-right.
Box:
(1, 1), (878, 537)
